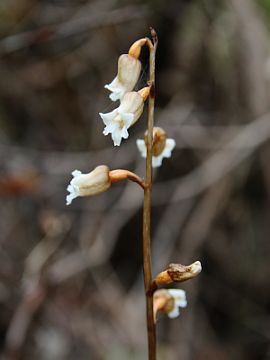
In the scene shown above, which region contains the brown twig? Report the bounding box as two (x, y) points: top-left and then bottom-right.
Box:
(143, 28), (158, 360)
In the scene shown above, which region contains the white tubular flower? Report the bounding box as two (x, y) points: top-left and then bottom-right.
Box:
(99, 91), (145, 146)
(136, 127), (176, 168)
(66, 165), (110, 205)
(167, 289), (187, 318)
(105, 54), (142, 101)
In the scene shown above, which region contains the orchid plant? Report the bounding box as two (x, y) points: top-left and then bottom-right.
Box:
(66, 29), (202, 360)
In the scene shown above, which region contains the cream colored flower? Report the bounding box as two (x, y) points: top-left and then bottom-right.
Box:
(105, 54), (141, 101)
(99, 91), (144, 146)
(167, 289), (187, 318)
(136, 138), (176, 167)
(66, 165), (110, 205)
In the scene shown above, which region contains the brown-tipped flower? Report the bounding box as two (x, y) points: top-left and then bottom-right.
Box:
(128, 38), (148, 59)
(153, 289), (187, 322)
(154, 261), (202, 286)
(136, 127), (176, 168)
(66, 165), (111, 205)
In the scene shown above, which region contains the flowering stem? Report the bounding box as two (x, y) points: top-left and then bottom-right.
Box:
(143, 28), (158, 360)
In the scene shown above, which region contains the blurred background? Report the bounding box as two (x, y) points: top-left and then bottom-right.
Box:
(0, 0), (270, 359)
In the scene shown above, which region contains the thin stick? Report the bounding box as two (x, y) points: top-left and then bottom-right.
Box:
(143, 28), (158, 360)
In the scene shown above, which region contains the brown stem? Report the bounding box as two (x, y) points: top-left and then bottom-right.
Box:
(143, 28), (158, 360)
(109, 169), (145, 189)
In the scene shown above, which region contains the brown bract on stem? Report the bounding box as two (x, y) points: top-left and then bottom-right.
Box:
(109, 169), (146, 189)
(142, 27), (158, 360)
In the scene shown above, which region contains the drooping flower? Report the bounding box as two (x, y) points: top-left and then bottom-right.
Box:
(99, 87), (150, 146)
(66, 165), (111, 205)
(105, 54), (142, 102)
(136, 127), (176, 167)
(153, 288), (187, 322)
(104, 38), (147, 102)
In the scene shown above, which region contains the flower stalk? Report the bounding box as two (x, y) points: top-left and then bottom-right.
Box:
(109, 169), (145, 189)
(142, 28), (158, 360)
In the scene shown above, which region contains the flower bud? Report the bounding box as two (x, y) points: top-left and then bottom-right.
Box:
(154, 261), (202, 286)
(66, 165), (111, 205)
(153, 289), (187, 322)
(105, 54), (141, 101)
